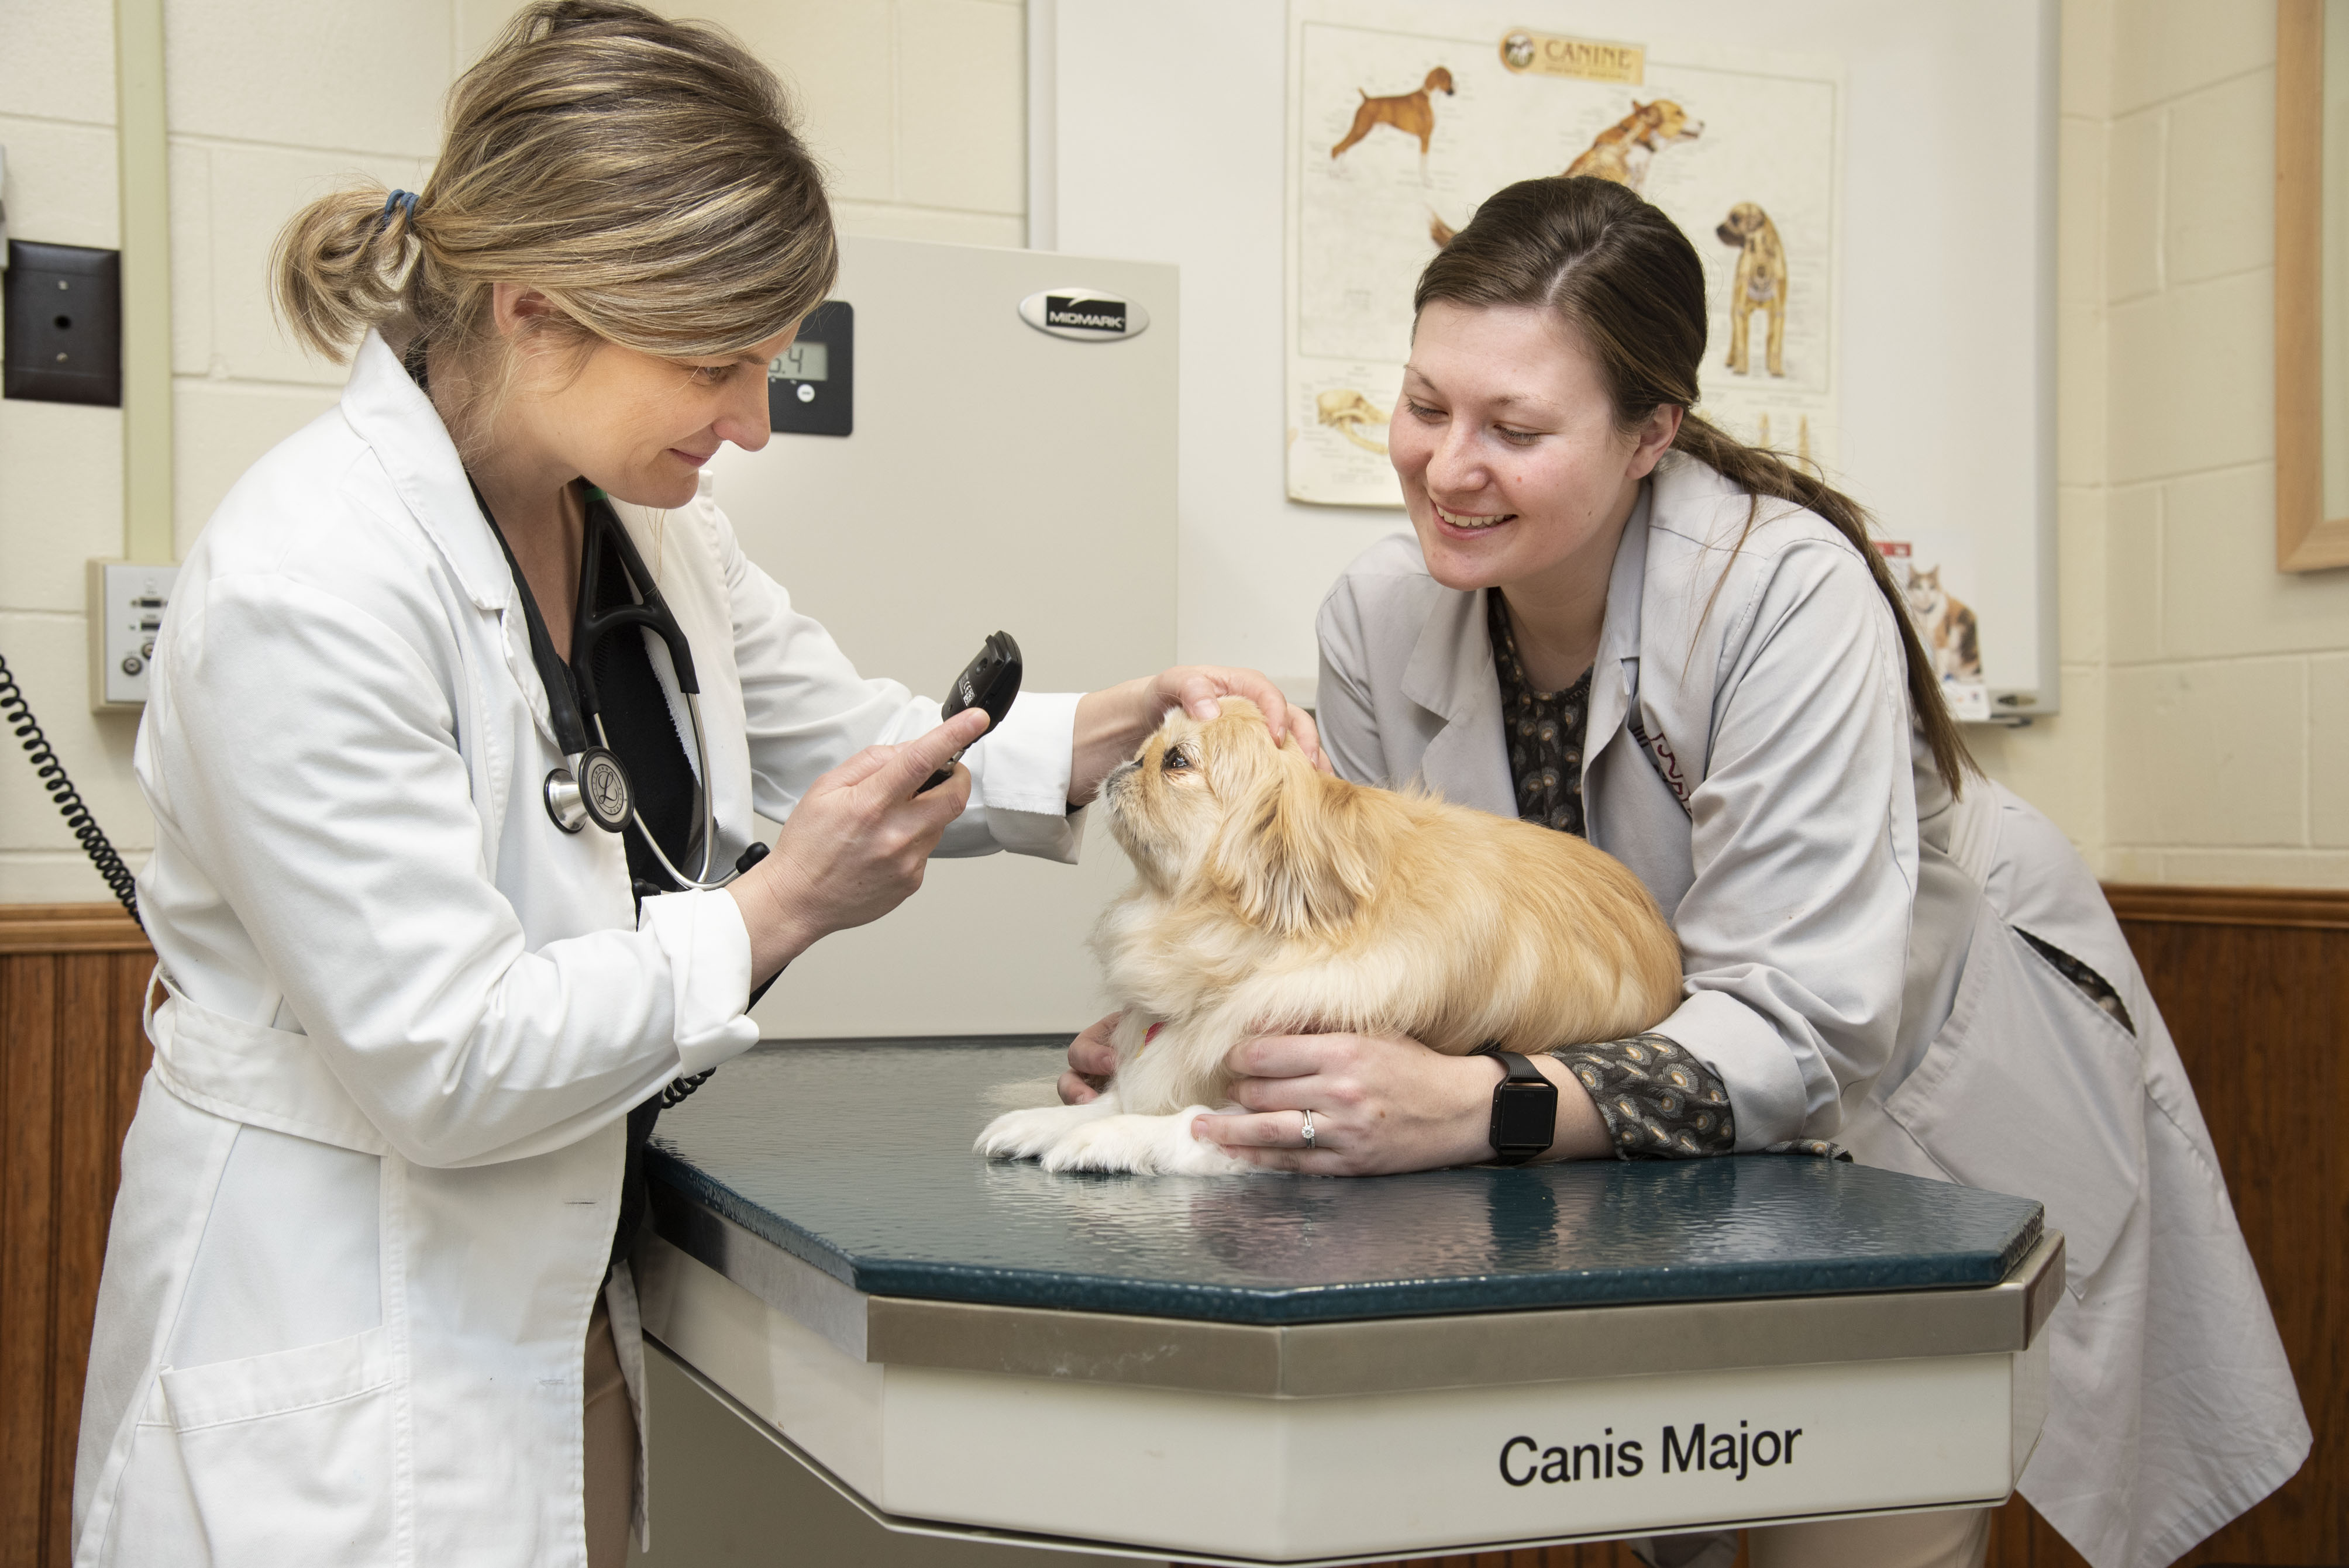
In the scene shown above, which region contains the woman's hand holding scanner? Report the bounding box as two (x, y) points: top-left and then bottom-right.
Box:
(728, 706), (991, 985)
(1196, 1032), (1612, 1174)
(1070, 667), (1329, 806)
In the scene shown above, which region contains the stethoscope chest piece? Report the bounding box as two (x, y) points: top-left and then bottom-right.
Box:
(545, 746), (632, 835)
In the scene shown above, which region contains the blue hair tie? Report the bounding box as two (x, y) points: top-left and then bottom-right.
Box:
(377, 189), (419, 231)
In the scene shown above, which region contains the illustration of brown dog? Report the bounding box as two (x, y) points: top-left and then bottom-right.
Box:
(1332, 66), (1455, 174)
(1562, 99), (1703, 192)
(1430, 98), (1703, 247)
(1716, 202), (1788, 377)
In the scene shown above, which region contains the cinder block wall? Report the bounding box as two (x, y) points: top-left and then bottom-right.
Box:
(7, 0), (2346, 896)
(1, 3), (142, 905)
(0, 0), (1025, 905)
(1980, 0), (2349, 886)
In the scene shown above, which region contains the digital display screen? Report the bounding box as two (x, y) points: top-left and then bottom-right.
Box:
(770, 340), (829, 382)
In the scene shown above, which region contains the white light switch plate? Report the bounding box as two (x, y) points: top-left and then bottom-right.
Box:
(88, 559), (177, 710)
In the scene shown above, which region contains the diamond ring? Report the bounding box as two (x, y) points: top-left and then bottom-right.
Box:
(1300, 1108), (1317, 1149)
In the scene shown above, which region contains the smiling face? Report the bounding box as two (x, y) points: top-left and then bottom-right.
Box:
(494, 291), (798, 508)
(1390, 300), (1676, 599)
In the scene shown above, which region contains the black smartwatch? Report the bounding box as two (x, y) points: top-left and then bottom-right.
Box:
(1486, 1050), (1558, 1166)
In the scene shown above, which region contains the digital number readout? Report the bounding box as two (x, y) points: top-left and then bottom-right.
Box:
(770, 340), (829, 382)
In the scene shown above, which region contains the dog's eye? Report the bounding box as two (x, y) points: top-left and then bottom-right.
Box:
(1161, 748), (1190, 772)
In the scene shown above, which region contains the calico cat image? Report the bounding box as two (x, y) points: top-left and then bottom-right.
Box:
(1904, 565), (1981, 683)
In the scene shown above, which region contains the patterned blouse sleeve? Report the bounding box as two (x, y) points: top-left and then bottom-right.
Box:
(1545, 1035), (1847, 1160)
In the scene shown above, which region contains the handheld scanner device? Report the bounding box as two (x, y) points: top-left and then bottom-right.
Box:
(924, 632), (1022, 792)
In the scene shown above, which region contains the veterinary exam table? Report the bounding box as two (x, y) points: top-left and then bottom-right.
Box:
(632, 1039), (2061, 1565)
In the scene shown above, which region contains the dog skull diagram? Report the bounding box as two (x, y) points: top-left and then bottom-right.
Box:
(1314, 389), (1390, 454)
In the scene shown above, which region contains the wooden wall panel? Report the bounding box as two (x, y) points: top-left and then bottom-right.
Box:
(0, 908), (153, 1568)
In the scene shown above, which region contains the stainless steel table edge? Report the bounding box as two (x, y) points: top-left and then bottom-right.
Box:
(649, 1190), (2067, 1399)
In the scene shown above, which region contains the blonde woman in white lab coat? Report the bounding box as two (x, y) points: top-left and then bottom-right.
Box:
(71, 6), (1317, 1565)
(1069, 177), (2307, 1568)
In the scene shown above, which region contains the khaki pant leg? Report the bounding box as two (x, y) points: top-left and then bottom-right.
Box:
(1747, 1507), (1990, 1568)
(584, 1294), (639, 1568)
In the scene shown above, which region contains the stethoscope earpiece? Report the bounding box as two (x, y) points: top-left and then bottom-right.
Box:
(544, 747), (633, 836)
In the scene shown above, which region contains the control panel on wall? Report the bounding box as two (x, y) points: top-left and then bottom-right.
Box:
(767, 299), (851, 436)
(88, 560), (177, 710)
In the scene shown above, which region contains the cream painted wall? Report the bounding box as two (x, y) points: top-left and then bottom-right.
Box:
(8, 0), (2346, 898)
(0, 0), (1025, 904)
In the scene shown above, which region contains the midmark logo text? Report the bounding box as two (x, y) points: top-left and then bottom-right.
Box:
(1045, 296), (1127, 332)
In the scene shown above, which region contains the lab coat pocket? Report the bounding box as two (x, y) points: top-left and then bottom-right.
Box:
(1881, 905), (2147, 1297)
(161, 1325), (397, 1566)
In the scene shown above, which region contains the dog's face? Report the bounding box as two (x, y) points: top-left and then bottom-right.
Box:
(1632, 99), (1704, 146)
(1716, 202), (1767, 246)
(1427, 66), (1456, 95)
(1100, 699), (1374, 936)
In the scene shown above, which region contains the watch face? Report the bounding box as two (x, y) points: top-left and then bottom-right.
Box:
(1493, 1081), (1560, 1150)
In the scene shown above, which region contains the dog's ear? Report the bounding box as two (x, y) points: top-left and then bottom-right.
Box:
(1207, 753), (1379, 938)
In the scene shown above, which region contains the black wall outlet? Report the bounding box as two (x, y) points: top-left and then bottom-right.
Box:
(5, 241), (123, 407)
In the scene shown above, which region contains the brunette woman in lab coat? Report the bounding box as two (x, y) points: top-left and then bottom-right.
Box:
(1062, 177), (2305, 1568)
(71, 7), (1315, 1565)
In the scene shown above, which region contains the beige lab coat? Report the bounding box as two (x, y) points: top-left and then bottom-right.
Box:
(73, 332), (1087, 1566)
(1315, 454), (2307, 1568)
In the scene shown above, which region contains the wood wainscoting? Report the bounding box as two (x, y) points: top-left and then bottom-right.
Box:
(0, 891), (2336, 1568)
(0, 905), (153, 1567)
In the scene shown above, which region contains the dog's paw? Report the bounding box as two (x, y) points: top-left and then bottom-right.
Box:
(976, 1102), (1107, 1161)
(1038, 1108), (1252, 1176)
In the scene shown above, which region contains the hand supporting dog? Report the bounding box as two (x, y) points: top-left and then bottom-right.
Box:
(981, 698), (1681, 1176)
(1195, 1032), (1612, 1175)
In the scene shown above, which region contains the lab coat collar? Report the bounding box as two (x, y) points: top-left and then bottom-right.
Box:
(1399, 582), (1515, 818)
(338, 330), (512, 614)
(1583, 478), (1654, 788)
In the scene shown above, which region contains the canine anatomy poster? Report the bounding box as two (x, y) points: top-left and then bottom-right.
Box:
(1287, 2), (1844, 507)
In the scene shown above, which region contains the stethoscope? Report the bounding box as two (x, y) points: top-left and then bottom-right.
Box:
(476, 482), (739, 891)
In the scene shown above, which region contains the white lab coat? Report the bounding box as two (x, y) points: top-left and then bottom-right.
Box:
(72, 331), (1089, 1566)
(1315, 454), (2308, 1568)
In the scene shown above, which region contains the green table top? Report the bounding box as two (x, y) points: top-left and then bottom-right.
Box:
(646, 1038), (2044, 1326)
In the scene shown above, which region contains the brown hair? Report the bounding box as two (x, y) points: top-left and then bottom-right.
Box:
(271, 0), (835, 445)
(1415, 175), (1975, 795)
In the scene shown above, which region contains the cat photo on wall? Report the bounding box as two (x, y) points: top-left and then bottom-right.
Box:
(1904, 564), (1981, 684)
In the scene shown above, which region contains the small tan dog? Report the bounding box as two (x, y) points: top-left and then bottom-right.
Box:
(976, 701), (1682, 1174)
(1717, 202), (1789, 377)
(1331, 66), (1456, 167)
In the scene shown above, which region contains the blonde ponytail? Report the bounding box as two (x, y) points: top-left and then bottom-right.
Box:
(266, 1), (836, 439)
(273, 188), (424, 363)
